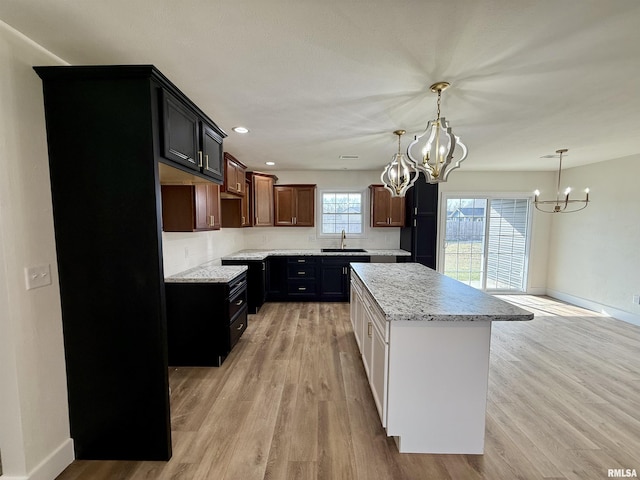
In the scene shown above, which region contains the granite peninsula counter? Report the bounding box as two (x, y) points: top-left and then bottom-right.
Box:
(349, 262), (533, 455)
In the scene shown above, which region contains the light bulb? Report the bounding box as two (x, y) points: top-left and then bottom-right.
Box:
(585, 187), (590, 194)
(534, 190), (540, 197)
(564, 187), (571, 195)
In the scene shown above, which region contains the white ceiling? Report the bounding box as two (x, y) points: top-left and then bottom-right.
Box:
(2, 0), (640, 172)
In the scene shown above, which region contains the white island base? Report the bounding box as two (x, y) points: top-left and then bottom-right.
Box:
(349, 263), (533, 455)
(387, 321), (491, 454)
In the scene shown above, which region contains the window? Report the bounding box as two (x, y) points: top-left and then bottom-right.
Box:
(320, 192), (363, 235)
(441, 194), (532, 292)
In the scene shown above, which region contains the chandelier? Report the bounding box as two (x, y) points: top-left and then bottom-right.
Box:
(534, 149), (590, 213)
(406, 81), (468, 184)
(381, 129), (418, 197)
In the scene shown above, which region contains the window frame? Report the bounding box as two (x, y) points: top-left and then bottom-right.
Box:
(437, 191), (535, 293)
(317, 189), (367, 238)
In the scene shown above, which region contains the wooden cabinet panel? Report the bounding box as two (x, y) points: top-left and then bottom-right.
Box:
(251, 173), (275, 226)
(369, 185), (405, 227)
(274, 186), (295, 226)
(274, 184), (316, 227)
(161, 184), (220, 232)
(222, 152), (246, 196)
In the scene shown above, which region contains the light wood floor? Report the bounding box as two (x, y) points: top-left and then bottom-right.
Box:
(57, 296), (640, 480)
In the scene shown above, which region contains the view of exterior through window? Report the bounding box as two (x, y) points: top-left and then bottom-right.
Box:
(321, 192), (363, 234)
(443, 196), (531, 291)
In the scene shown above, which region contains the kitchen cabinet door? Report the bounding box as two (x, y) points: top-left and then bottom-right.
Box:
(161, 184), (220, 232)
(370, 185), (405, 227)
(222, 152), (247, 196)
(251, 173), (275, 226)
(274, 185), (316, 227)
(201, 124), (224, 182)
(162, 91), (199, 170)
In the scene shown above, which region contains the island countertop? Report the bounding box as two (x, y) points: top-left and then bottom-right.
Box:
(165, 262), (248, 283)
(351, 263), (533, 322)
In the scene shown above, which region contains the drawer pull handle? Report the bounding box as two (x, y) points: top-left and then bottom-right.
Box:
(298, 287), (307, 291)
(237, 323), (244, 331)
(297, 259), (306, 263)
(298, 271), (306, 275)
(235, 299), (244, 306)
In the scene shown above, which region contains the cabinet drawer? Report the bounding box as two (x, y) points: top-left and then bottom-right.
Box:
(287, 257), (315, 265)
(287, 264), (316, 278)
(229, 287), (247, 320)
(287, 280), (317, 296)
(229, 308), (248, 350)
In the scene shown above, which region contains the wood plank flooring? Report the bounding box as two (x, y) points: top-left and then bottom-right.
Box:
(56, 296), (640, 480)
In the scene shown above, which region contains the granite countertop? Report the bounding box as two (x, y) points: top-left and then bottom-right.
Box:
(165, 262), (248, 283)
(222, 248), (411, 261)
(351, 263), (534, 322)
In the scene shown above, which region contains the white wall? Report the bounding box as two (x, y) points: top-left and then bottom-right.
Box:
(439, 170), (555, 294)
(546, 154), (640, 324)
(243, 170), (401, 250)
(0, 21), (74, 480)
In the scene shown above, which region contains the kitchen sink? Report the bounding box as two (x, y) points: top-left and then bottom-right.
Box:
(321, 248), (367, 253)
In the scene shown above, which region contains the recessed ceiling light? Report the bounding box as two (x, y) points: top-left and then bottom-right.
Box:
(265, 161), (275, 166)
(232, 126), (249, 133)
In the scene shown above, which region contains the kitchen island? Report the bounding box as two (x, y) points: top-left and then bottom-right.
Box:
(350, 262), (533, 454)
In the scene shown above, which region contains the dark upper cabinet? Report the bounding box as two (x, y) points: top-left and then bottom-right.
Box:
(400, 173), (438, 269)
(201, 124), (224, 182)
(161, 90), (224, 183)
(162, 91), (198, 169)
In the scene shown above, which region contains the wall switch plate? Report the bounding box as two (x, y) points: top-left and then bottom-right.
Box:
(25, 264), (52, 290)
(633, 294), (640, 305)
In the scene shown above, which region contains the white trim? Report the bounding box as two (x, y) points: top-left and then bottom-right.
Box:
(438, 192), (535, 293)
(546, 289), (640, 327)
(316, 188), (367, 238)
(1, 439), (74, 480)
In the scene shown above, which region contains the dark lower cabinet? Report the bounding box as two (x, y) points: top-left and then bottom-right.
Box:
(266, 255), (369, 301)
(320, 256), (369, 301)
(221, 259), (266, 313)
(165, 273), (248, 367)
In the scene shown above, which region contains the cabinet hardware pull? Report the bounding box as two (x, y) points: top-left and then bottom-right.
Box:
(205, 154), (209, 170)
(198, 151), (203, 168)
(298, 271), (305, 275)
(415, 207), (418, 215)
(297, 259), (305, 263)
(414, 219), (417, 227)
(237, 323), (244, 331)
(242, 216), (245, 224)
(237, 182), (241, 191)
(368, 322), (372, 337)
(298, 287), (307, 291)
(235, 299), (244, 306)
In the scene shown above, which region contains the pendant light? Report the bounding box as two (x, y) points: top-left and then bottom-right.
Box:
(381, 129), (419, 197)
(406, 82), (468, 183)
(534, 149), (590, 213)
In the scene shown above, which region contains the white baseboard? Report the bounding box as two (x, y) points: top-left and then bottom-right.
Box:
(1, 438), (75, 480)
(546, 289), (640, 327)
(526, 287), (547, 296)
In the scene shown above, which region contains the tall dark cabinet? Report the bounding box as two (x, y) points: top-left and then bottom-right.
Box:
(34, 65), (226, 461)
(400, 173), (439, 269)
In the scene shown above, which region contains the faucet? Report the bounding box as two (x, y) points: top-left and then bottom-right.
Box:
(340, 229), (346, 250)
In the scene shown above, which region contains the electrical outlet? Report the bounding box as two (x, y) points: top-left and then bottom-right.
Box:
(633, 294), (640, 305)
(24, 264), (52, 290)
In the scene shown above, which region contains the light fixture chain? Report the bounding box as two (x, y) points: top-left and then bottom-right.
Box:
(437, 89), (442, 120)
